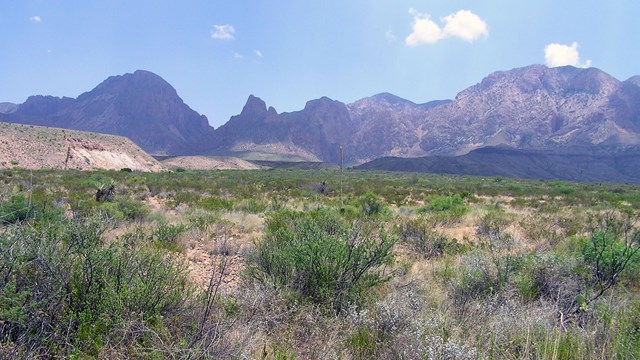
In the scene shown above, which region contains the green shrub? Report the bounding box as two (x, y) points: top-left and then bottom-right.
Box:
(353, 192), (389, 217)
(99, 197), (148, 222)
(476, 207), (512, 237)
(153, 222), (188, 252)
(0, 216), (189, 357)
(580, 213), (640, 306)
(418, 194), (469, 224)
(396, 218), (459, 258)
(421, 194), (465, 212)
(247, 209), (396, 312)
(0, 194), (33, 224)
(197, 196), (234, 212)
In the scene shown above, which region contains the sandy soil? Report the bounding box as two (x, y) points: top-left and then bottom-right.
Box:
(0, 122), (165, 172)
(161, 155), (261, 170)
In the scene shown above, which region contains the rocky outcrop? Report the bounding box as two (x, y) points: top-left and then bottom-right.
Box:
(0, 122), (164, 171)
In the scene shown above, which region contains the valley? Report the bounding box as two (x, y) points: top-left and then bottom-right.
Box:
(1, 167), (638, 358)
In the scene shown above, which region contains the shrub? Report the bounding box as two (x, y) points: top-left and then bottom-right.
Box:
(153, 222), (188, 252)
(353, 192), (389, 217)
(0, 216), (189, 357)
(99, 197), (148, 222)
(0, 194), (33, 224)
(421, 194), (466, 212)
(197, 196), (234, 212)
(418, 194), (469, 224)
(396, 218), (459, 258)
(246, 209), (396, 312)
(476, 207), (512, 237)
(580, 213), (640, 306)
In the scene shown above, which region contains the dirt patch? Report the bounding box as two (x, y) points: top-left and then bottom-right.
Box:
(161, 155), (261, 170)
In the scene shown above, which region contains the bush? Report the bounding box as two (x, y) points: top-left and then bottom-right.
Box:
(353, 192), (389, 217)
(197, 196), (234, 212)
(580, 213), (640, 306)
(246, 209), (396, 312)
(421, 194), (466, 212)
(397, 218), (459, 258)
(0, 216), (189, 357)
(0, 194), (33, 224)
(418, 194), (469, 224)
(153, 222), (188, 252)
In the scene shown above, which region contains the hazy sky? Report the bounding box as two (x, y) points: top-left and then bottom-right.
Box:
(1, 1), (638, 127)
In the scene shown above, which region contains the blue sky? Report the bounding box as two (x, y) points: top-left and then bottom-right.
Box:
(1, 1), (639, 127)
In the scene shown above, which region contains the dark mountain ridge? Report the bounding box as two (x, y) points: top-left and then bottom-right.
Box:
(356, 145), (640, 184)
(2, 64), (640, 183)
(0, 70), (214, 155)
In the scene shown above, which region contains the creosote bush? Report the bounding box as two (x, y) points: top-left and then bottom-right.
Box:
(0, 194), (33, 224)
(0, 213), (189, 357)
(396, 218), (460, 258)
(246, 208), (396, 312)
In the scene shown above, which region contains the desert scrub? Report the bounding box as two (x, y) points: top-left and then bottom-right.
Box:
(0, 215), (190, 357)
(396, 218), (460, 258)
(418, 194), (469, 225)
(0, 194), (33, 224)
(352, 192), (390, 217)
(246, 208), (396, 312)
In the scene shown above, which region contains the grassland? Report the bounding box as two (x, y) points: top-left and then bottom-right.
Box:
(0, 168), (639, 359)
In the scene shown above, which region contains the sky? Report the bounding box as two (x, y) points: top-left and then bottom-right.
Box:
(1, 1), (639, 127)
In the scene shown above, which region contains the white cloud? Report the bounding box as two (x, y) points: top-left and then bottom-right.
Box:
(442, 10), (489, 42)
(254, 50), (263, 57)
(406, 8), (488, 46)
(233, 52), (243, 59)
(211, 24), (235, 40)
(29, 15), (41, 23)
(544, 42), (592, 68)
(406, 9), (444, 45)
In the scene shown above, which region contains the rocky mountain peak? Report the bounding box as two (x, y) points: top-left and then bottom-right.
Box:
(19, 95), (75, 116)
(303, 96), (341, 111)
(240, 95), (269, 116)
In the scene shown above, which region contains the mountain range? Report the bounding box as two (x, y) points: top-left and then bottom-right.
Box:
(1, 64), (640, 181)
(0, 71), (213, 155)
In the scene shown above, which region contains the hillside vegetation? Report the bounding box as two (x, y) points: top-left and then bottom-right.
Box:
(0, 168), (639, 359)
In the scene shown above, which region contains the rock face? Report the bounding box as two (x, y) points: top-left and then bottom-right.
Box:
(347, 94), (449, 163)
(209, 65), (640, 164)
(210, 95), (356, 163)
(0, 70), (214, 155)
(416, 65), (640, 155)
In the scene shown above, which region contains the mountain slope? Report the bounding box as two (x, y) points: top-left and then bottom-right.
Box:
(356, 146), (640, 183)
(208, 65), (640, 164)
(0, 122), (164, 171)
(416, 65), (640, 155)
(0, 70), (214, 155)
(209, 95), (356, 163)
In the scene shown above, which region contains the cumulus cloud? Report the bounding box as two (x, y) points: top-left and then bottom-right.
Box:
(406, 9), (488, 46)
(254, 50), (263, 57)
(211, 24), (235, 40)
(29, 15), (41, 23)
(544, 42), (592, 68)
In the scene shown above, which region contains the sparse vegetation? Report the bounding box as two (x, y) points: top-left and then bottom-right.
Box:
(0, 167), (639, 358)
